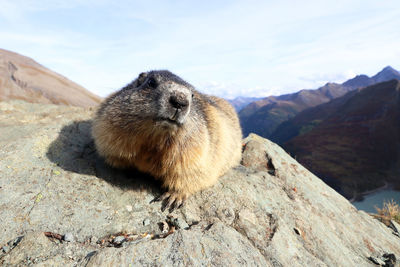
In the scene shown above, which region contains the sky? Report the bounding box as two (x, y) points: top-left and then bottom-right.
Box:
(0, 0), (399, 99)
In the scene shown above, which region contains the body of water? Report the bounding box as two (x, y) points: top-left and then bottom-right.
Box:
(352, 189), (400, 213)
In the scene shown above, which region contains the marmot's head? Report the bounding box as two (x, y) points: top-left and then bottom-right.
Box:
(120, 70), (195, 129)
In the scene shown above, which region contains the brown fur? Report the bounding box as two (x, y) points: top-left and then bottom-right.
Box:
(91, 71), (242, 206)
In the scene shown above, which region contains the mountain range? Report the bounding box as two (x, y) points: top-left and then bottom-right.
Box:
(228, 96), (262, 111)
(278, 79), (400, 199)
(239, 66), (400, 138)
(0, 48), (101, 107)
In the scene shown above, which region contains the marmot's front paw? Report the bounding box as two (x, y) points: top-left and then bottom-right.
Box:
(156, 191), (188, 213)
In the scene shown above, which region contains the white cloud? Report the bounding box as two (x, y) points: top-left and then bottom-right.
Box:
(0, 0), (399, 98)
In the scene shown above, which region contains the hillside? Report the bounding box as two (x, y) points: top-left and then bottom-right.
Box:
(228, 96), (262, 111)
(0, 48), (101, 107)
(269, 90), (359, 144)
(1, 100), (399, 265)
(240, 66), (400, 138)
(282, 80), (400, 199)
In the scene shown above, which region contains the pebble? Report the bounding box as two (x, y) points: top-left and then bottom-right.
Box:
(2, 245), (10, 253)
(161, 221), (169, 234)
(383, 253), (396, 265)
(64, 232), (75, 242)
(143, 218), (150, 226)
(90, 236), (98, 245)
(113, 236), (125, 245)
(369, 256), (385, 265)
(173, 218), (189, 230)
(10, 236), (22, 246)
(126, 205), (133, 212)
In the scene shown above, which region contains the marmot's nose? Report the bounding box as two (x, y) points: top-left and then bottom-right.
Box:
(169, 94), (189, 110)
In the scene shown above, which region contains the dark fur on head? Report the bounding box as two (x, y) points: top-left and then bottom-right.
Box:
(97, 70), (205, 134)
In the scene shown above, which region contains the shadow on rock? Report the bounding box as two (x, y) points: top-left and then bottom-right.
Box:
(46, 120), (162, 194)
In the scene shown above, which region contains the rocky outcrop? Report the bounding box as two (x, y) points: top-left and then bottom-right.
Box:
(0, 100), (399, 266)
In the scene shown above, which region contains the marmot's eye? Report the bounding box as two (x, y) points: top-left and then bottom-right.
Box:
(191, 93), (194, 98)
(147, 77), (158, 88)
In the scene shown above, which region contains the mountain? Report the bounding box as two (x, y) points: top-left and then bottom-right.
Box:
(228, 96), (262, 111)
(1, 100), (399, 265)
(0, 48), (101, 107)
(239, 66), (400, 138)
(373, 66), (400, 83)
(239, 83), (357, 137)
(281, 79), (400, 199)
(269, 90), (359, 144)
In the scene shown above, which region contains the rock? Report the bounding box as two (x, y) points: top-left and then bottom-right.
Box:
(390, 220), (400, 234)
(369, 256), (386, 265)
(90, 236), (98, 245)
(63, 233), (74, 242)
(0, 232), (91, 265)
(125, 205), (133, 212)
(160, 221), (169, 234)
(241, 135), (276, 175)
(383, 253), (396, 266)
(2, 246), (10, 253)
(143, 218), (150, 226)
(171, 217), (189, 230)
(1, 101), (400, 266)
(113, 236), (125, 245)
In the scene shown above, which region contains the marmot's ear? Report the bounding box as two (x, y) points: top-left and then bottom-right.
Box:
(136, 72), (148, 87)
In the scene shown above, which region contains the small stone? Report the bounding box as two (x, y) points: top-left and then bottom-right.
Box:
(126, 205), (133, 212)
(90, 236), (98, 245)
(64, 232), (75, 242)
(369, 256), (385, 265)
(2, 245), (10, 253)
(173, 218), (189, 230)
(127, 234), (139, 240)
(161, 221), (169, 234)
(113, 236), (125, 245)
(12, 236), (23, 246)
(143, 218), (150, 226)
(382, 253), (396, 266)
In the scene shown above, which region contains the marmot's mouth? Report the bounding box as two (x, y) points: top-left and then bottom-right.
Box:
(166, 118), (179, 124)
(157, 117), (182, 126)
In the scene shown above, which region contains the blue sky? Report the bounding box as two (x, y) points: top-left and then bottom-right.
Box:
(0, 0), (399, 98)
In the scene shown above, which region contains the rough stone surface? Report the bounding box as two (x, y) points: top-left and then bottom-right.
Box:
(391, 220), (400, 235)
(1, 100), (400, 266)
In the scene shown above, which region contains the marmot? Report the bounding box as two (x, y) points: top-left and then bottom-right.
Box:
(92, 70), (242, 211)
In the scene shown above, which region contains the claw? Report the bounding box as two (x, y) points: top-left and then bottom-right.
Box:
(151, 192), (170, 203)
(158, 192), (187, 213)
(174, 198), (185, 209)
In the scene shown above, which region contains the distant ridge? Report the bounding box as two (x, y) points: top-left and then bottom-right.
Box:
(0, 48), (101, 107)
(239, 66), (400, 138)
(228, 96), (262, 111)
